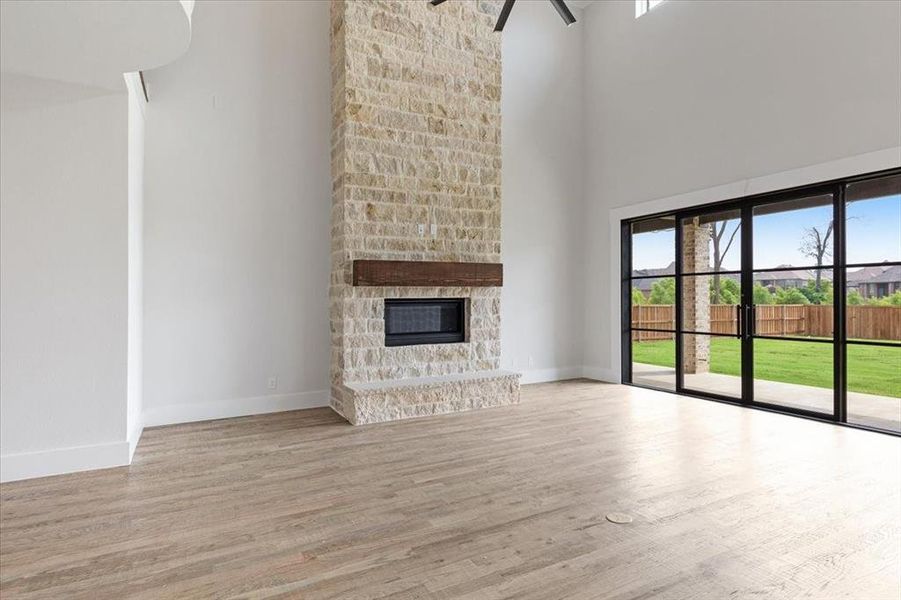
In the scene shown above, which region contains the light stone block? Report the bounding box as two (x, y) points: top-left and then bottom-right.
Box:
(329, 0), (518, 424)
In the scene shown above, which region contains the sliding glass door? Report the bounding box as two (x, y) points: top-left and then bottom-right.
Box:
(677, 208), (743, 400)
(627, 216), (677, 391)
(844, 174), (901, 432)
(623, 168), (901, 434)
(749, 191), (836, 418)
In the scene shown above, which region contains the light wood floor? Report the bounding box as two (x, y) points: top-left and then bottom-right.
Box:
(2, 380), (900, 599)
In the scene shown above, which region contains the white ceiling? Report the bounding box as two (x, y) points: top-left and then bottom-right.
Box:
(0, 0), (192, 91)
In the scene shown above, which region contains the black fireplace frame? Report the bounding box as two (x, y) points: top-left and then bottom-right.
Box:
(384, 298), (466, 347)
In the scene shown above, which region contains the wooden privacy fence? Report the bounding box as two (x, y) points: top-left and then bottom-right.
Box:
(846, 305), (901, 341)
(630, 305), (674, 340)
(631, 304), (901, 341)
(753, 305), (808, 336)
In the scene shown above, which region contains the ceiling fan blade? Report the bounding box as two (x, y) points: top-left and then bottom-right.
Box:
(549, 0), (577, 26)
(494, 0), (516, 32)
(430, 0), (448, 5)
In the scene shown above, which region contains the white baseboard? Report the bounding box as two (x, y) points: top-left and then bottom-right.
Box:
(1, 440), (131, 483)
(519, 366), (585, 385)
(581, 366), (620, 383)
(142, 389), (330, 428)
(127, 418), (144, 462)
(1, 391), (327, 483)
(517, 366), (622, 385)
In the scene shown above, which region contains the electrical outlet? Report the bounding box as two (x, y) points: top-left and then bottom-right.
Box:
(430, 223), (438, 237)
(267, 376), (279, 391)
(418, 223), (426, 236)
(528, 355), (534, 368)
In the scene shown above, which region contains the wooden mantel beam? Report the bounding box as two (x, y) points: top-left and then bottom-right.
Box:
(352, 260), (503, 287)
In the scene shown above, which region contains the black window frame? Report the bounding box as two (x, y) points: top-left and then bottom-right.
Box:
(621, 167), (901, 436)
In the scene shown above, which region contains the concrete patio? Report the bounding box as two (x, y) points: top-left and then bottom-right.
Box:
(632, 362), (901, 432)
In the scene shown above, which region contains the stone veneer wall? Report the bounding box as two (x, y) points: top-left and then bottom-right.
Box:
(329, 0), (518, 424)
(682, 218), (711, 374)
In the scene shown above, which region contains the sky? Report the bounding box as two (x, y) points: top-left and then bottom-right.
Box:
(632, 194), (901, 273)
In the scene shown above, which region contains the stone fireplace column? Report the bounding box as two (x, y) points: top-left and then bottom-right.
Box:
(681, 218), (710, 375)
(328, 0), (519, 425)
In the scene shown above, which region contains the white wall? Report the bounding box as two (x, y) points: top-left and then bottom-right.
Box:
(142, 1), (332, 425)
(143, 0), (589, 420)
(501, 0), (586, 382)
(0, 0), (590, 481)
(581, 0), (901, 378)
(0, 77), (130, 480)
(125, 73), (146, 457)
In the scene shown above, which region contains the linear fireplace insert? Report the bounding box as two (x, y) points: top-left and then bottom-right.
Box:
(384, 298), (466, 347)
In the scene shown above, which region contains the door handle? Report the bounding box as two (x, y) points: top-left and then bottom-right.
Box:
(735, 304), (742, 339)
(744, 304), (756, 339)
(743, 304), (755, 340)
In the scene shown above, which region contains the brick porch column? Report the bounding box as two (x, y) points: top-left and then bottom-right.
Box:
(682, 218), (710, 374)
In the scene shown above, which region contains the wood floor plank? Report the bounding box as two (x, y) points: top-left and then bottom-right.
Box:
(1, 380), (899, 599)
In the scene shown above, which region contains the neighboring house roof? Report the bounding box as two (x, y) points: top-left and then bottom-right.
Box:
(848, 264), (901, 284)
(632, 262), (856, 294)
(631, 261), (675, 279)
(753, 265), (830, 284)
(631, 261), (675, 292)
(847, 265), (887, 283)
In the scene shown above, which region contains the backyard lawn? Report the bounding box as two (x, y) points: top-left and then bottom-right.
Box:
(631, 337), (901, 398)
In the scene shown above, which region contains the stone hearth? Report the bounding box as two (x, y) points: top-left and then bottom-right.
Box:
(329, 0), (520, 425)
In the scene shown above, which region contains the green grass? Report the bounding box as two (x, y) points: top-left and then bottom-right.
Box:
(632, 337), (901, 397)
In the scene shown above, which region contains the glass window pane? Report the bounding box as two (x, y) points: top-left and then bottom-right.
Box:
(753, 193), (834, 270)
(844, 286), (901, 344)
(681, 334), (741, 398)
(752, 268), (833, 339)
(753, 339), (833, 414)
(631, 304), (674, 332)
(680, 274), (740, 334)
(631, 276), (675, 309)
(845, 174), (901, 265)
(847, 343), (901, 432)
(631, 337), (675, 391)
(680, 209), (741, 273)
(631, 217), (675, 278)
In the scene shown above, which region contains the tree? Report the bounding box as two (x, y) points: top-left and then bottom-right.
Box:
(774, 286), (810, 305)
(799, 221), (833, 291)
(710, 220), (740, 303)
(631, 287), (646, 306)
(648, 278), (676, 305)
(800, 279), (833, 305)
(846, 289), (865, 305)
(865, 292), (901, 306)
(710, 277), (739, 304)
(753, 283), (775, 305)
